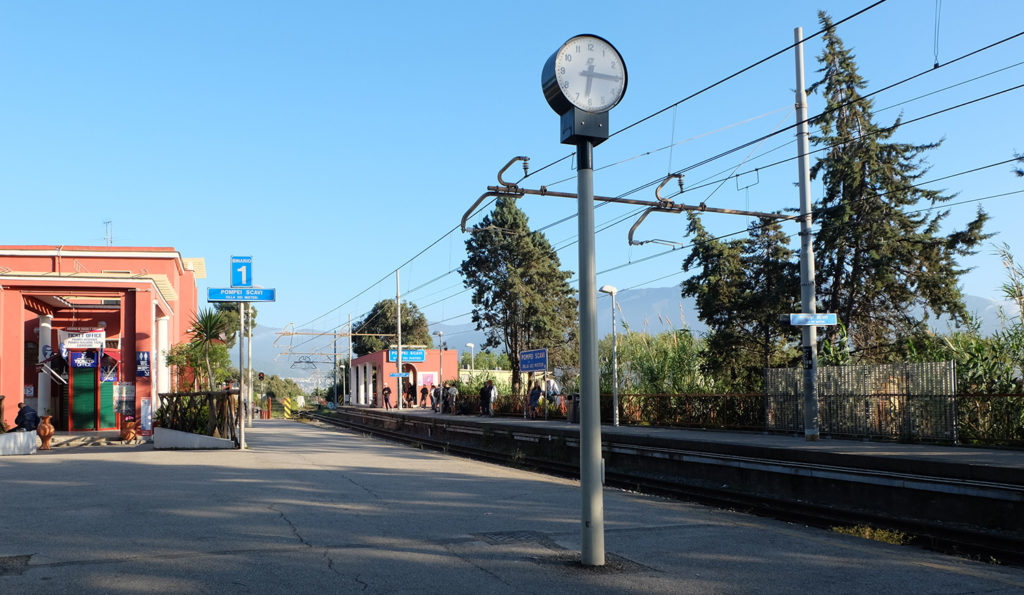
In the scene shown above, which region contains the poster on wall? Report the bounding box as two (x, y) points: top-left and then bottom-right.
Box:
(139, 398), (153, 436)
(136, 351), (151, 377)
(115, 383), (136, 417)
(420, 372), (437, 386)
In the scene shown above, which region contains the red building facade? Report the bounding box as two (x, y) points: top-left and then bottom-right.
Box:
(0, 246), (204, 431)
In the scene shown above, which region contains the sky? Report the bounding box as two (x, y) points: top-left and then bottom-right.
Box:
(2, 0), (1022, 366)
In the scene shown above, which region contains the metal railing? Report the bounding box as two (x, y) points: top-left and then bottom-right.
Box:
(156, 390), (239, 443)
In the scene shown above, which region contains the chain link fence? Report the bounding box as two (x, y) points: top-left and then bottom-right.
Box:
(764, 361), (958, 442)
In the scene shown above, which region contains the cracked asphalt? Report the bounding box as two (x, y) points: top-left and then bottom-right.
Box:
(2, 419), (1023, 594)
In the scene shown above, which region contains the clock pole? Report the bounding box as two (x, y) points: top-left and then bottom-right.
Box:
(542, 34), (626, 568)
(575, 137), (605, 566)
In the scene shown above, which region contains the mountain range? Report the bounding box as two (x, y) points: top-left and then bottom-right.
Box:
(246, 288), (1019, 383)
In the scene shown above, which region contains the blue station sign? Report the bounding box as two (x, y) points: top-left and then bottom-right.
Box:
(231, 256), (253, 288)
(519, 348), (548, 373)
(387, 349), (426, 363)
(789, 313), (838, 326)
(208, 287), (277, 302)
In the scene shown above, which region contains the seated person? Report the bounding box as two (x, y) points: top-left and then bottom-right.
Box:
(14, 402), (39, 432)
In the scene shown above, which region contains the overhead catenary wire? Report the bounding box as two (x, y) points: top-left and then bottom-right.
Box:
(285, 11), (1020, 358)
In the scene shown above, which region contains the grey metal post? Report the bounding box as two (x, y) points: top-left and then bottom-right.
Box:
(348, 313), (353, 404)
(577, 139), (605, 566)
(794, 27), (819, 441)
(246, 304), (253, 427)
(333, 336), (338, 404)
(396, 271), (403, 410)
(237, 302), (246, 449)
(611, 291), (619, 427)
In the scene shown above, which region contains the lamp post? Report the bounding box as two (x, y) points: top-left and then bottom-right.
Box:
(466, 343), (474, 377)
(599, 285), (619, 427)
(433, 330), (444, 410)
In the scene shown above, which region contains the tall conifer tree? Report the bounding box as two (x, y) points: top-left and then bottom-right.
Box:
(681, 215), (798, 390)
(809, 11), (988, 359)
(460, 196), (577, 395)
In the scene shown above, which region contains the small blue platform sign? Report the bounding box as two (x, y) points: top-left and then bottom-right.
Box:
(789, 313), (838, 326)
(519, 348), (548, 372)
(388, 349), (425, 363)
(390, 372), (410, 378)
(231, 256), (253, 288)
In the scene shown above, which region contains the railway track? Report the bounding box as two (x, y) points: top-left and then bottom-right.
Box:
(304, 410), (1024, 565)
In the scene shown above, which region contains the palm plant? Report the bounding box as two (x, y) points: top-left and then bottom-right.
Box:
(189, 307), (228, 390)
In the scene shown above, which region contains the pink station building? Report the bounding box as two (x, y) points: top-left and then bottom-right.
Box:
(350, 348), (459, 407)
(0, 246), (204, 432)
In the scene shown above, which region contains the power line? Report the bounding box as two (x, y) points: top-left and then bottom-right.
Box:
(521, 0), (893, 186)
(289, 12), (1019, 343)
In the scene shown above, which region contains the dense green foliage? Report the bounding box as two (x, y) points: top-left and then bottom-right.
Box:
(681, 215), (799, 390)
(598, 330), (711, 395)
(351, 299), (432, 357)
(460, 196), (578, 395)
(808, 11), (989, 360)
(459, 349), (510, 371)
(188, 307), (230, 390)
(214, 302), (257, 349)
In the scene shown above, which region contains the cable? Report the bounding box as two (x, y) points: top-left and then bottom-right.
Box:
(520, 0), (892, 187)
(292, 22), (1022, 340)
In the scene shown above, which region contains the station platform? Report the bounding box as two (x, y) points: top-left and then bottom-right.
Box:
(318, 406), (1024, 559)
(5, 419), (1024, 592)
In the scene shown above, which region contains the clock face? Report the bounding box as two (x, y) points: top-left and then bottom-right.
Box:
(553, 35), (626, 113)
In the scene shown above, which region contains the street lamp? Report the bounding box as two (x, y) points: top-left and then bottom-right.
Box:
(465, 343), (474, 376)
(433, 330), (444, 410)
(599, 285), (619, 427)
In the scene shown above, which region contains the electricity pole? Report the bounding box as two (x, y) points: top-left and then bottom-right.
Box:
(795, 26), (820, 440)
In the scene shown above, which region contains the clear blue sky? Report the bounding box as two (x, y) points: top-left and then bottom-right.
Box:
(2, 1), (1022, 362)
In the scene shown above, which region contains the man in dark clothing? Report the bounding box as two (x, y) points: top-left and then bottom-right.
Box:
(381, 386), (393, 410)
(478, 383), (489, 416)
(14, 403), (39, 432)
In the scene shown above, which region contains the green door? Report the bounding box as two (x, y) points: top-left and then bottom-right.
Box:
(71, 368), (96, 430)
(99, 382), (115, 428)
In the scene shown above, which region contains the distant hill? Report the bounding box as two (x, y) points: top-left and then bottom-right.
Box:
(250, 289), (1019, 382)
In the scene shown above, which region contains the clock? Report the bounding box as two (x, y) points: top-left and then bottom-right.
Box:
(542, 34), (627, 115)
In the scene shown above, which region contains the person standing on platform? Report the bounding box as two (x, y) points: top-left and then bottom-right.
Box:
(430, 384), (440, 412)
(528, 382), (542, 420)
(419, 385), (429, 408)
(381, 385), (392, 411)
(478, 382), (489, 416)
(486, 379), (498, 417)
(446, 382), (459, 414)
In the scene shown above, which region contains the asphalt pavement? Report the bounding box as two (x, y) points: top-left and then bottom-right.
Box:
(1, 419), (1022, 594)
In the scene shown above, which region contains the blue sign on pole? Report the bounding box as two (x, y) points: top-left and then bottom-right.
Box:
(387, 349), (425, 363)
(231, 256), (253, 288)
(208, 287), (276, 302)
(389, 372), (410, 378)
(519, 348), (548, 373)
(789, 313), (838, 326)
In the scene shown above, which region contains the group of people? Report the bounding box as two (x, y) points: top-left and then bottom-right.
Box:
(379, 382), (459, 414)
(377, 377), (562, 419)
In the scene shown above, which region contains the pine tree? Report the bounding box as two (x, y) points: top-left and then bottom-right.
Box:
(460, 196), (577, 395)
(808, 11), (989, 359)
(681, 215), (799, 390)
(352, 300), (432, 357)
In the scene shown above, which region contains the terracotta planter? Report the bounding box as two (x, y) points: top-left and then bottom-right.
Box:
(120, 420), (137, 443)
(37, 416), (55, 450)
